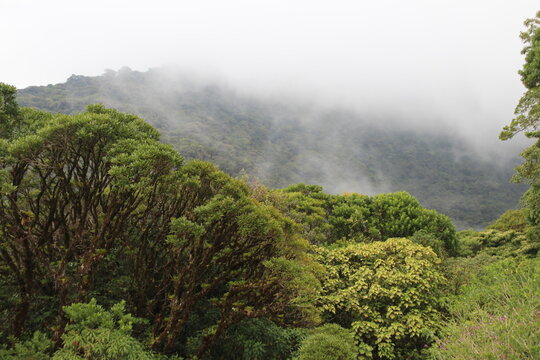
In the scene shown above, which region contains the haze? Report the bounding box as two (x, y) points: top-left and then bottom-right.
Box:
(1, 0), (538, 149)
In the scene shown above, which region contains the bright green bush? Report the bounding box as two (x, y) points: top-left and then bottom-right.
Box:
(296, 324), (356, 360)
(52, 299), (162, 360)
(0, 300), (175, 360)
(316, 238), (445, 359)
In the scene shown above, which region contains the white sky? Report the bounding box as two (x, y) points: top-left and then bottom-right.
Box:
(1, 0), (538, 144)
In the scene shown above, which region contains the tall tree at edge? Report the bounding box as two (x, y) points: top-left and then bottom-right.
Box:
(500, 11), (540, 240)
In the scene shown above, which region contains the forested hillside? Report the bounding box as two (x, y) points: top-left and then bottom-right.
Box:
(17, 68), (526, 228)
(0, 91), (537, 359)
(2, 5), (539, 360)
(2, 13), (540, 355)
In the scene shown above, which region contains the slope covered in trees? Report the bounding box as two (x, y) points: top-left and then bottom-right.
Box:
(0, 84), (460, 358)
(2, 11), (539, 360)
(17, 69), (526, 228)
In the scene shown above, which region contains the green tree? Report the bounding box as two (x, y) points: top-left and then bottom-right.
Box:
(369, 192), (457, 254)
(487, 208), (528, 232)
(276, 184), (332, 245)
(0, 104), (171, 338)
(0, 82), (20, 139)
(327, 193), (377, 243)
(500, 11), (540, 242)
(146, 167), (320, 354)
(315, 239), (445, 359)
(0, 97), (320, 356)
(264, 186), (457, 253)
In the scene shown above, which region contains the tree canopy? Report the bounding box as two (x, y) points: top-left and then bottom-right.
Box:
(261, 184), (457, 255)
(0, 102), (319, 357)
(2, 13), (539, 356)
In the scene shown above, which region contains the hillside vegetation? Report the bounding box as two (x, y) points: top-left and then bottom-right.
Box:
(17, 68), (525, 228)
(1, 10), (539, 360)
(1, 84), (538, 360)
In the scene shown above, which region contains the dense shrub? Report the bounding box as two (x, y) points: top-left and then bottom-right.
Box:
(315, 238), (445, 359)
(296, 324), (356, 360)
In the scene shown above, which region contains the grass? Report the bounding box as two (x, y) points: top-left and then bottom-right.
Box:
(429, 257), (540, 360)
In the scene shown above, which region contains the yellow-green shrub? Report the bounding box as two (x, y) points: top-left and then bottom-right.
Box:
(315, 238), (445, 359)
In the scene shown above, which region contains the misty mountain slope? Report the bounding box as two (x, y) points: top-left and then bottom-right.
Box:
(17, 67), (526, 228)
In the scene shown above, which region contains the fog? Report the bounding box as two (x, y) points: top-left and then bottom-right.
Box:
(1, 0), (538, 154)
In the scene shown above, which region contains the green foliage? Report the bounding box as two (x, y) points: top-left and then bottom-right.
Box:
(0, 96), (320, 357)
(326, 193), (374, 242)
(52, 299), (161, 360)
(0, 104), (177, 337)
(315, 238), (445, 359)
(522, 183), (540, 242)
(457, 205), (539, 258)
(520, 14), (540, 90)
(369, 192), (457, 254)
(430, 257), (540, 360)
(440, 253), (499, 296)
(269, 186), (457, 254)
(409, 230), (446, 258)
(500, 11), (540, 245)
(296, 324), (356, 360)
(0, 82), (20, 139)
(205, 318), (305, 360)
(457, 228), (538, 258)
(486, 208), (528, 232)
(0, 332), (52, 360)
(150, 168), (321, 354)
(501, 11), (540, 139)
(274, 184), (332, 245)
